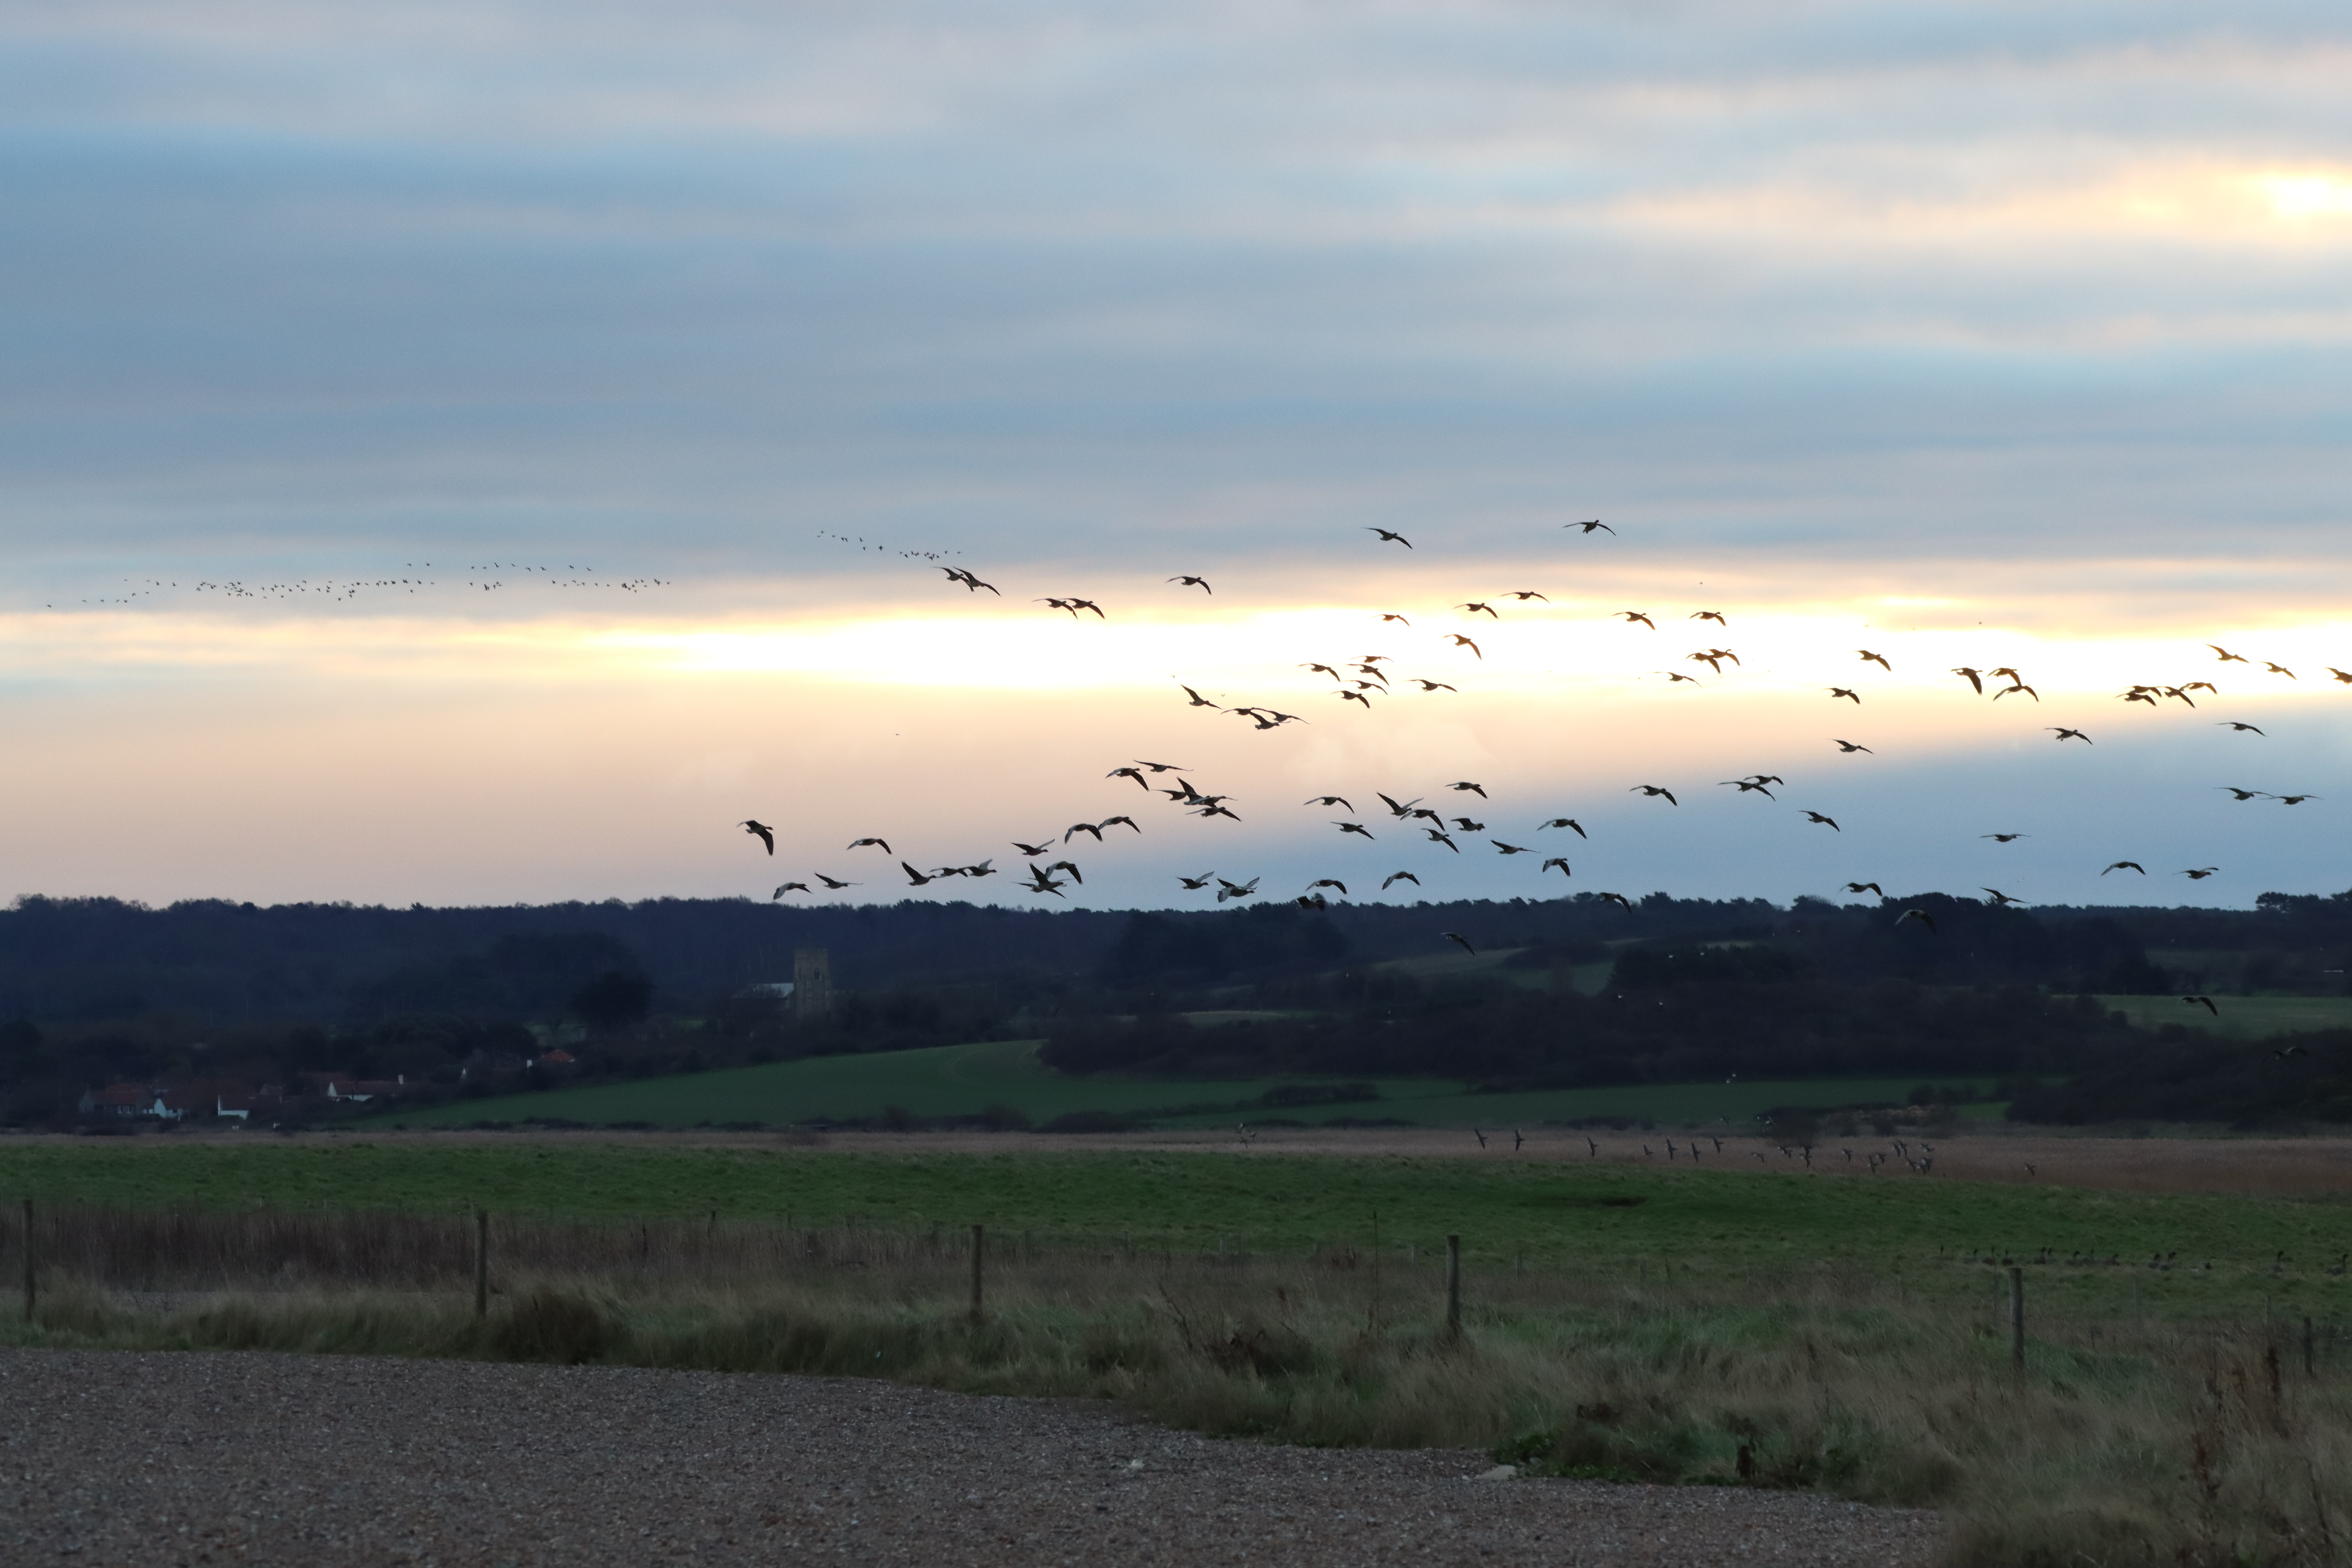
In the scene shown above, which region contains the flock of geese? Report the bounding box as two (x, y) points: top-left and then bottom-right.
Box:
(47, 563), (667, 609)
(754, 524), (2339, 966)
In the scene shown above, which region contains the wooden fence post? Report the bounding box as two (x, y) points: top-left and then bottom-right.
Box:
(20, 1198), (32, 1324)
(968, 1224), (985, 1325)
(2008, 1266), (2025, 1372)
(1445, 1234), (1462, 1340)
(474, 1209), (489, 1318)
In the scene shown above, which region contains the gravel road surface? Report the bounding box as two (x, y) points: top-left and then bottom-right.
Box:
(0, 1349), (1942, 1566)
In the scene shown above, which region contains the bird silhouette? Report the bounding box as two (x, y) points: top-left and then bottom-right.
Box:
(1982, 888), (2022, 906)
(1045, 859), (1084, 884)
(1366, 528), (1413, 548)
(1452, 816), (1485, 831)
(1538, 817), (1586, 837)
(1411, 679), (1457, 692)
(1567, 519), (1614, 533)
(1508, 590), (1550, 602)
(1064, 822), (1105, 843)
(1178, 684), (1221, 708)
(900, 862), (935, 887)
(815, 874), (858, 890)
(1448, 781), (1487, 798)
(1107, 766), (1150, 789)
(2101, 861), (2146, 876)
(1660, 671), (1700, 684)
(2183, 995), (2219, 1015)
(740, 820), (776, 855)
(2048, 728), (2092, 744)
(1334, 821), (1376, 839)
(1994, 683), (2039, 702)
(1690, 610), (1728, 626)
(772, 882), (810, 898)
(2277, 794), (2321, 805)
(1215, 876), (1260, 903)
(1493, 840), (1532, 855)
(1540, 857), (1572, 877)
(1442, 932), (1477, 955)
(1380, 612), (1412, 625)
(1630, 785), (1679, 805)
(1338, 689), (1374, 708)
(1445, 634), (1482, 659)
(1982, 833), (2027, 843)
(1897, 908), (1938, 934)
(1951, 667), (1984, 694)
(1828, 687), (1861, 703)
(1832, 739), (1872, 754)
(1011, 840), (1054, 857)
(1377, 793), (1420, 818)
(2330, 668), (2352, 684)
(2218, 787), (2269, 801)
(2264, 661), (2296, 678)
(1720, 779), (1775, 799)
(1597, 891), (1634, 911)
(1382, 871), (1421, 889)
(1615, 611), (1657, 630)
(1134, 759), (1190, 773)
(1305, 794), (1355, 810)
(1425, 829), (1461, 852)
(1177, 873), (1216, 890)
(1305, 878), (1349, 896)
(1858, 650), (1892, 671)
(1169, 575), (1212, 593)
(2218, 722), (2265, 735)
(1460, 602), (1499, 618)
(1844, 881), (1883, 896)
(2208, 645), (2248, 663)
(2180, 867), (2220, 879)
(1802, 811), (1840, 831)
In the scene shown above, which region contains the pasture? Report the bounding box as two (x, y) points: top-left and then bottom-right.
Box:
(2092, 992), (2352, 1040)
(377, 1036), (2002, 1132)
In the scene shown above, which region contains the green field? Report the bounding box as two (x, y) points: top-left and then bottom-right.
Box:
(3, 1140), (2349, 1319)
(375, 1038), (1994, 1133)
(2092, 993), (2352, 1039)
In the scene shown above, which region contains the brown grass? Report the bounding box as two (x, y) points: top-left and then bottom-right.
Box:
(8, 1203), (2352, 1564)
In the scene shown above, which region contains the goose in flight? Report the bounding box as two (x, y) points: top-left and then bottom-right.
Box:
(1981, 888), (2022, 906)
(1334, 821), (1376, 839)
(1177, 873), (1216, 890)
(1411, 678), (1457, 692)
(1377, 792), (1421, 817)
(1301, 662), (1342, 681)
(1064, 821), (1105, 843)
(1169, 575), (1212, 593)
(1720, 779), (1776, 799)
(1305, 794), (1355, 810)
(1832, 739), (1872, 754)
(1305, 878), (1349, 896)
(1566, 519), (1614, 534)
(1828, 687), (1861, 703)
(1460, 602), (1499, 618)
(1382, 871), (1420, 889)
(1352, 663), (1391, 685)
(1022, 864), (1068, 897)
(1134, 759), (1190, 773)
(740, 820), (776, 855)
(1445, 634), (1483, 659)
(1843, 881), (1882, 896)
(2277, 793), (2321, 805)
(1107, 766), (1150, 789)
(1688, 651), (1728, 675)
(1660, 671), (1700, 683)
(2179, 867), (2219, 879)
(847, 835), (892, 854)
(1994, 683), (2038, 702)
(900, 862), (936, 886)
(1540, 857), (1572, 877)
(1507, 590), (1550, 602)
(1802, 811), (1840, 830)
(2047, 728), (2092, 744)
(2331, 668), (2352, 683)
(1492, 840), (1532, 855)
(1098, 814), (1141, 834)
(1215, 876), (1260, 903)
(814, 874), (858, 890)
(1442, 931), (1477, 955)
(2217, 722), (2265, 735)
(1044, 859), (1084, 884)
(1858, 650), (1892, 671)
(1615, 611), (1657, 630)
(960, 860), (999, 878)
(1448, 781), (1488, 798)
(941, 567), (1000, 595)
(771, 882), (810, 898)
(2101, 861), (2146, 876)
(2182, 995), (2219, 1015)
(1194, 803), (1244, 821)
(1951, 667), (1985, 694)
(1630, 785), (1679, 804)
(1597, 891), (1634, 911)
(2218, 787), (2268, 801)
(1451, 816), (1484, 831)
(1982, 833), (2027, 842)
(1896, 908), (1938, 935)
(1011, 840), (1054, 857)
(1380, 612), (1412, 625)
(1178, 684), (1221, 708)
(2263, 661), (2296, 678)
(2159, 686), (2197, 707)
(1690, 610), (1728, 626)
(2208, 645), (2249, 663)
(1538, 817), (1586, 837)
(1425, 828), (1461, 852)
(1338, 689), (1374, 708)
(1366, 528), (1413, 547)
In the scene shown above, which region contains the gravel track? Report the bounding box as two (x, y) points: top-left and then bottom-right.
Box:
(0, 1349), (1942, 1566)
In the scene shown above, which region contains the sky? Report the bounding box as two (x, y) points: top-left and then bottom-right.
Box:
(2, 0), (2349, 913)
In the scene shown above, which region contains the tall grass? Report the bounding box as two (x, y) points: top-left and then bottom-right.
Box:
(4, 1204), (2350, 1566)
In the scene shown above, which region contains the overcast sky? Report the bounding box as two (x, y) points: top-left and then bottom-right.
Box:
(3, 1), (2348, 912)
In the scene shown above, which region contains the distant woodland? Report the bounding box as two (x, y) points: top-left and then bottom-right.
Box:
(0, 885), (2347, 1129)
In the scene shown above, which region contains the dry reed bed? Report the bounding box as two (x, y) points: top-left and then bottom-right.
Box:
(6, 1205), (2352, 1565)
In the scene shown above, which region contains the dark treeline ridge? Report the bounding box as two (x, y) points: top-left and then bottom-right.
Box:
(2, 886), (2349, 1130)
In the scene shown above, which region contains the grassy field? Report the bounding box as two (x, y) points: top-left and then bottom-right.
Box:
(3, 1139), (2349, 1321)
(376, 1037), (1997, 1132)
(2093, 993), (2352, 1040)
